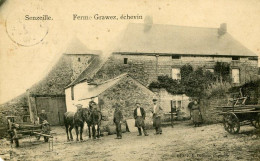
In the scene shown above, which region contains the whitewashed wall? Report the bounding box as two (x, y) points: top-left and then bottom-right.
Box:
(158, 89), (190, 117)
(65, 82), (99, 112)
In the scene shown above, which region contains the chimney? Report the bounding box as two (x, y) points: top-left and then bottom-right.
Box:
(144, 15), (153, 32)
(218, 23), (227, 36)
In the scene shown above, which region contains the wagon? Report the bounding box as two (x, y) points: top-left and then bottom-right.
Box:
(219, 96), (260, 134)
(6, 116), (53, 147)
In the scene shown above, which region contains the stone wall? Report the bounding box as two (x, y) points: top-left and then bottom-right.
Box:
(29, 55), (73, 95)
(200, 96), (229, 124)
(29, 54), (95, 95)
(94, 53), (258, 86)
(67, 54), (94, 82)
(98, 76), (155, 127)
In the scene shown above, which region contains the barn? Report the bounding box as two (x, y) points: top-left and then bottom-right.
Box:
(0, 37), (102, 126)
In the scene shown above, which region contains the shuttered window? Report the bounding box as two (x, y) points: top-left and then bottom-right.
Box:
(232, 69), (240, 83)
(172, 68), (181, 80)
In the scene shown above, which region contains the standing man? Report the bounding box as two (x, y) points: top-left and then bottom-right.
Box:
(134, 102), (149, 136)
(113, 103), (123, 139)
(188, 98), (194, 119)
(38, 109), (48, 124)
(152, 98), (163, 135)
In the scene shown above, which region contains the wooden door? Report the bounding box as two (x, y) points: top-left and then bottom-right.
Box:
(35, 97), (66, 125)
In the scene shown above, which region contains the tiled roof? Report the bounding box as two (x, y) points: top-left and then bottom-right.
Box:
(114, 23), (257, 57)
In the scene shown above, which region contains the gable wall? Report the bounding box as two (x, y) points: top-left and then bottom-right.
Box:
(98, 76), (155, 122)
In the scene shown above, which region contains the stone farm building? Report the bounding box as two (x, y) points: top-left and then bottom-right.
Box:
(92, 23), (259, 119)
(65, 73), (155, 124)
(0, 37), (102, 126)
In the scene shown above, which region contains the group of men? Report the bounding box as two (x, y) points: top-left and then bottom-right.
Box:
(113, 98), (163, 139)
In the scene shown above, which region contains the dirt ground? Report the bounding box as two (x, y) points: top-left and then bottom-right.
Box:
(0, 121), (259, 161)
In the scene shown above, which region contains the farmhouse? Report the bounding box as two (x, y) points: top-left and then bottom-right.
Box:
(0, 37), (102, 125)
(92, 22), (259, 117)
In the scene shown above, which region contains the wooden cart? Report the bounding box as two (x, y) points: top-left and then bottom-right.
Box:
(220, 96), (260, 134)
(6, 116), (53, 147)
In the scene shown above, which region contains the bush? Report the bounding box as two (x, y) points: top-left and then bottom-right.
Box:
(205, 82), (232, 98)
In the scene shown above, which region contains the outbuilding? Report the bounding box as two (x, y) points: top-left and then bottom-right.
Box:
(65, 73), (156, 121)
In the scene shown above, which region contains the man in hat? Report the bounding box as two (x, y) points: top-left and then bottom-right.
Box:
(89, 97), (97, 111)
(38, 109), (48, 124)
(152, 98), (163, 134)
(76, 104), (83, 110)
(134, 101), (149, 136)
(113, 103), (123, 139)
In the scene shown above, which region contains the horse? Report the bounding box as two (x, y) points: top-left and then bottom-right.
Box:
(83, 105), (102, 139)
(64, 108), (89, 141)
(64, 112), (75, 141)
(91, 107), (102, 139)
(82, 108), (93, 139)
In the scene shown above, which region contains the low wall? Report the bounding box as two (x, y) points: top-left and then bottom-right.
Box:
(200, 96), (228, 124)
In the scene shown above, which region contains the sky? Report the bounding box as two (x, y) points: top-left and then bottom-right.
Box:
(0, 0), (260, 104)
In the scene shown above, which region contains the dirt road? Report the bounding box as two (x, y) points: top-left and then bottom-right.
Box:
(1, 121), (259, 161)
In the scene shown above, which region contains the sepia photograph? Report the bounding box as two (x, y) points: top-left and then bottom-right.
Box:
(0, 0), (259, 160)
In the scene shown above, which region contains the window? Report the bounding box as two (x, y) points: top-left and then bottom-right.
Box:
(71, 86), (74, 100)
(172, 68), (181, 80)
(78, 57), (81, 62)
(206, 69), (214, 73)
(124, 58), (128, 64)
(232, 69), (240, 83)
(232, 56), (240, 60)
(171, 100), (182, 112)
(172, 55), (181, 59)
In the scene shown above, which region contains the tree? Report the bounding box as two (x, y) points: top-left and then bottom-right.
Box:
(180, 64), (193, 81)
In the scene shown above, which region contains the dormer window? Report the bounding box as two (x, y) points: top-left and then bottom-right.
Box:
(232, 56), (240, 61)
(172, 55), (181, 59)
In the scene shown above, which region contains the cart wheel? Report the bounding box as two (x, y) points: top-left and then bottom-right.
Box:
(223, 112), (240, 134)
(14, 138), (19, 147)
(251, 114), (260, 128)
(44, 136), (49, 142)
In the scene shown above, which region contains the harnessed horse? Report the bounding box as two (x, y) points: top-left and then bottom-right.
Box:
(64, 108), (90, 141)
(91, 107), (102, 139)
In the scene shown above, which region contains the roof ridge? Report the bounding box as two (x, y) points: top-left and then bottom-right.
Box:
(128, 22), (218, 30)
(97, 73), (128, 85)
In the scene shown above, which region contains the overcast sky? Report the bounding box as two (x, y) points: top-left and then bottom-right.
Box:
(0, 0), (260, 104)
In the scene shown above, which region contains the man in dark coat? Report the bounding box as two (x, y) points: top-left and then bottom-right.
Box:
(38, 110), (48, 124)
(113, 103), (123, 139)
(134, 102), (149, 136)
